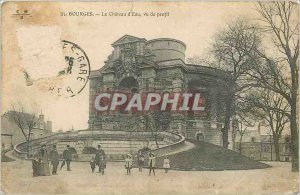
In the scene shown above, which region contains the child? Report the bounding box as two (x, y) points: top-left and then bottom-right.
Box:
(137, 150), (145, 172)
(124, 154), (133, 175)
(148, 153), (156, 176)
(90, 157), (96, 172)
(32, 155), (40, 177)
(163, 156), (170, 173)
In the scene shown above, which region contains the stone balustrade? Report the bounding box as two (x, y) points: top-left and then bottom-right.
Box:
(14, 130), (185, 161)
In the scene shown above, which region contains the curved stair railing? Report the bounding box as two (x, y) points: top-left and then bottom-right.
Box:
(13, 130), (187, 160)
(150, 132), (186, 157)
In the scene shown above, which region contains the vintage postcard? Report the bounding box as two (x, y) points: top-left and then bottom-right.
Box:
(1, 1), (299, 194)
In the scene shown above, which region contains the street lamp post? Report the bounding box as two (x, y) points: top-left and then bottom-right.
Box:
(29, 132), (34, 158)
(270, 135), (273, 161)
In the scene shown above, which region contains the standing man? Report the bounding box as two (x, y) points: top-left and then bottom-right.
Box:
(49, 145), (59, 175)
(60, 145), (72, 171)
(95, 145), (106, 175)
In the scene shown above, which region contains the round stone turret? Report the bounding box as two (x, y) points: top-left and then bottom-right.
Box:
(146, 38), (186, 62)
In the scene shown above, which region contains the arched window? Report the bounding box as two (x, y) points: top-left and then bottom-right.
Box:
(196, 132), (205, 141)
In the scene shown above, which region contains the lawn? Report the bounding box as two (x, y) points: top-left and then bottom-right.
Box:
(155, 140), (271, 171)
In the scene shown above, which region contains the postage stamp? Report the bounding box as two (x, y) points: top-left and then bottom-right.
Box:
(1, 1), (299, 195)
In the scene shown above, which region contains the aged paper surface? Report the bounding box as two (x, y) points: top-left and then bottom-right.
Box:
(1, 1), (299, 194)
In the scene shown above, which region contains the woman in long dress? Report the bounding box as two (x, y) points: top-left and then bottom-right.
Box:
(38, 144), (51, 176)
(32, 155), (40, 177)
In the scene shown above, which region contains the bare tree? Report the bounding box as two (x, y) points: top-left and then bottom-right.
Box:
(236, 120), (249, 154)
(211, 18), (261, 149)
(151, 111), (172, 132)
(186, 55), (213, 67)
(144, 114), (160, 149)
(10, 104), (38, 157)
(123, 112), (169, 149)
(236, 121), (257, 155)
(244, 89), (289, 161)
(254, 2), (298, 171)
(233, 109), (256, 154)
(137, 111), (171, 149)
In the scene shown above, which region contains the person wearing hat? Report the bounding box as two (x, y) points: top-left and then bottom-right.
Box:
(163, 156), (171, 173)
(90, 157), (96, 173)
(137, 150), (145, 172)
(124, 154), (133, 175)
(95, 145), (106, 175)
(60, 145), (72, 171)
(37, 144), (50, 176)
(49, 145), (59, 175)
(148, 153), (156, 176)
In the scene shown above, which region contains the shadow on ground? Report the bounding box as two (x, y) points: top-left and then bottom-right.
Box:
(155, 140), (271, 171)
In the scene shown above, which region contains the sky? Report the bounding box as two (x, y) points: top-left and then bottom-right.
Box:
(2, 2), (261, 131)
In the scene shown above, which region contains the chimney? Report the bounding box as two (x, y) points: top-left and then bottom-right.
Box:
(46, 121), (52, 132)
(39, 114), (44, 122)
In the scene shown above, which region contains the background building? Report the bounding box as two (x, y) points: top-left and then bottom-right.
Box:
(235, 128), (291, 161)
(1, 133), (13, 151)
(1, 111), (53, 146)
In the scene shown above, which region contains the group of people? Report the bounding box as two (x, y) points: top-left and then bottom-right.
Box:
(32, 143), (171, 177)
(90, 145), (107, 174)
(90, 149), (171, 176)
(124, 151), (160, 176)
(31, 143), (108, 177)
(32, 144), (74, 177)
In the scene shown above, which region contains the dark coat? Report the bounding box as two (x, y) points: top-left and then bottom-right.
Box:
(95, 149), (106, 168)
(49, 150), (59, 165)
(38, 148), (48, 163)
(37, 148), (51, 176)
(148, 157), (156, 168)
(98, 157), (106, 169)
(63, 149), (72, 161)
(32, 159), (40, 176)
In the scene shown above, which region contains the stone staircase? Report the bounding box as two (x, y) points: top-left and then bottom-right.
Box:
(14, 130), (186, 161)
(186, 127), (222, 146)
